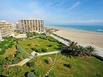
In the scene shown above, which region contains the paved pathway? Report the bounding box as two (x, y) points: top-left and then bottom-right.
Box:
(50, 34), (70, 46)
(9, 51), (60, 67)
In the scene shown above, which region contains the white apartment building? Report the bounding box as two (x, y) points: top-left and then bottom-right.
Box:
(16, 19), (45, 33)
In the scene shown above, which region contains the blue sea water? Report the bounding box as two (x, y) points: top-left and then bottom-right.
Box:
(46, 25), (103, 32)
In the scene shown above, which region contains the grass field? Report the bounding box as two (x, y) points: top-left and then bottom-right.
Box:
(18, 38), (62, 53)
(0, 37), (15, 55)
(3, 45), (17, 58)
(2, 54), (103, 77)
(32, 54), (103, 77)
(0, 35), (103, 77)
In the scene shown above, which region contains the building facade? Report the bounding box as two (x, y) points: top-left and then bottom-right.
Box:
(16, 20), (45, 33)
(0, 30), (3, 41)
(0, 20), (14, 37)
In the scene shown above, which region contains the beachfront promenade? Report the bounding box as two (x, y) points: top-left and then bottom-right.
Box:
(51, 33), (103, 58)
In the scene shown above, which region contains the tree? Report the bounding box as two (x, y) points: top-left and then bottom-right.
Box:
(69, 41), (78, 48)
(68, 41), (79, 56)
(85, 46), (95, 56)
(61, 41), (95, 56)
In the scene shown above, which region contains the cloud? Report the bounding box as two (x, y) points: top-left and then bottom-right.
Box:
(68, 1), (80, 11)
(0, 0), (103, 25)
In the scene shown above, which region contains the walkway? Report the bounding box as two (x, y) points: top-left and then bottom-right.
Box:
(50, 34), (70, 46)
(9, 51), (60, 67)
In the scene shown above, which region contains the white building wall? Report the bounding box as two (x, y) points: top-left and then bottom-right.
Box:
(16, 19), (45, 33)
(0, 30), (3, 41)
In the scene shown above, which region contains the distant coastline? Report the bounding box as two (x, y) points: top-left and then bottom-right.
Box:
(46, 25), (103, 33)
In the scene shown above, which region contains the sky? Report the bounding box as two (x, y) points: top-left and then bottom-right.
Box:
(0, 0), (103, 25)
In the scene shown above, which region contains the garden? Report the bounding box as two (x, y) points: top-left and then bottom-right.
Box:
(0, 33), (103, 77)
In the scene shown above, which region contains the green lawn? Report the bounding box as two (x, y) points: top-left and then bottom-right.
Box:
(0, 37), (15, 55)
(0, 34), (103, 77)
(32, 54), (103, 77)
(3, 45), (17, 58)
(18, 38), (62, 53)
(2, 54), (103, 77)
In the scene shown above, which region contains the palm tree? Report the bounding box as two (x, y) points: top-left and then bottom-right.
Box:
(61, 46), (69, 56)
(61, 41), (95, 56)
(77, 45), (87, 56)
(85, 46), (95, 56)
(61, 41), (79, 56)
(68, 41), (79, 56)
(69, 41), (78, 48)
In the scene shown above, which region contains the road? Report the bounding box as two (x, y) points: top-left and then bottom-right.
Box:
(9, 51), (60, 67)
(51, 34), (103, 58)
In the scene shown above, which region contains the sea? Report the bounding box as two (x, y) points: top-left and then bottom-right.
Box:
(46, 25), (103, 33)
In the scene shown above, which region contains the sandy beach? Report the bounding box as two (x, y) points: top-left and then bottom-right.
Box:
(54, 28), (103, 48)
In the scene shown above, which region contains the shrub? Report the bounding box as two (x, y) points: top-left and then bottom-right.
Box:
(53, 45), (60, 50)
(27, 44), (31, 46)
(44, 59), (49, 64)
(33, 48), (41, 52)
(47, 44), (52, 47)
(63, 64), (71, 68)
(24, 72), (28, 77)
(39, 35), (47, 39)
(41, 48), (47, 52)
(47, 36), (57, 42)
(31, 48), (35, 51)
(32, 47), (47, 53)
(26, 62), (34, 67)
(26, 32), (34, 38)
(27, 72), (36, 77)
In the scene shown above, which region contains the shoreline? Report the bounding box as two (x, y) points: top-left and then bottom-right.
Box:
(53, 27), (103, 48)
(46, 26), (103, 33)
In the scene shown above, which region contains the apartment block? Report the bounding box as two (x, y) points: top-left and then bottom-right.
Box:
(16, 19), (45, 33)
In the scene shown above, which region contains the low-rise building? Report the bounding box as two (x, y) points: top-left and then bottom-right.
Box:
(0, 20), (14, 37)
